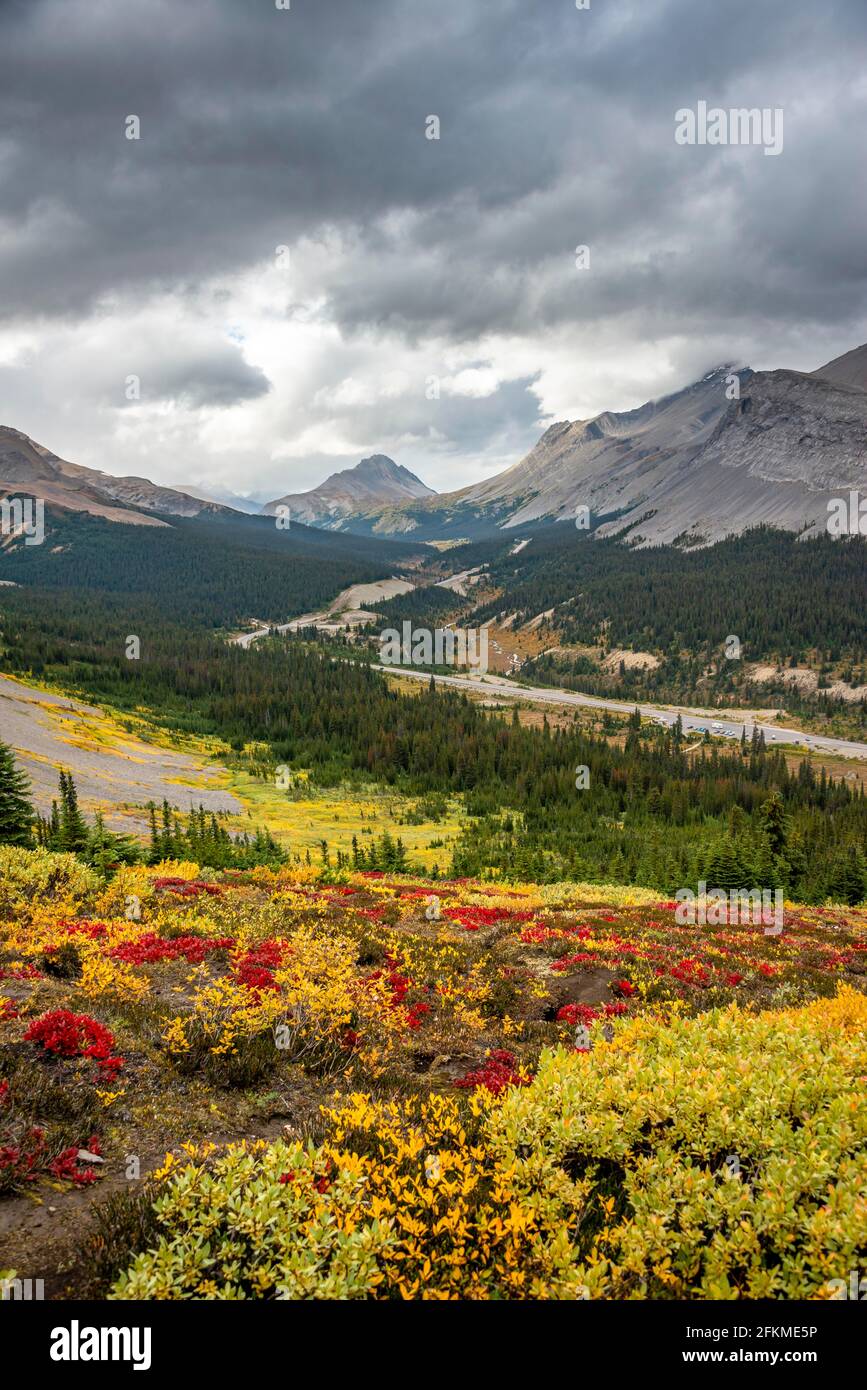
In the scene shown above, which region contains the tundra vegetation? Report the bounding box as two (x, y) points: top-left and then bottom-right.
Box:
(1, 843), (865, 1299)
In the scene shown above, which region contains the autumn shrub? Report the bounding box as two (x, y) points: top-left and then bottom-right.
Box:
(160, 977), (283, 1088)
(0, 1051), (103, 1196)
(93, 864), (156, 919)
(0, 846), (98, 919)
(488, 984), (867, 1299)
(111, 1091), (585, 1300)
(40, 940), (83, 979)
(24, 1009), (124, 1079)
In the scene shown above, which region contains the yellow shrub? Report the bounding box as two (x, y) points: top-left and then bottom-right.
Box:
(94, 865), (155, 919)
(273, 924), (405, 1073)
(161, 974), (285, 1086)
(489, 984), (867, 1299)
(149, 860), (201, 881)
(79, 954), (150, 1004)
(0, 846), (98, 919)
(112, 1091), (586, 1301)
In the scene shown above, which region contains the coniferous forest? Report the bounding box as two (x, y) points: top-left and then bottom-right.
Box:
(1, 577), (864, 902)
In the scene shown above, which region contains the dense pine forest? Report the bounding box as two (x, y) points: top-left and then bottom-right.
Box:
(467, 526), (867, 706)
(1, 585), (864, 902)
(0, 506), (425, 628)
(469, 526), (866, 661)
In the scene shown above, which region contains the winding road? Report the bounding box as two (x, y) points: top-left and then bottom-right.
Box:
(230, 611), (867, 763)
(373, 665), (867, 762)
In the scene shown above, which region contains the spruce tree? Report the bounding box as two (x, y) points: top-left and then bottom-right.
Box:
(705, 837), (750, 892)
(759, 791), (788, 859)
(0, 739), (34, 846)
(57, 771), (88, 854)
(826, 849), (866, 906)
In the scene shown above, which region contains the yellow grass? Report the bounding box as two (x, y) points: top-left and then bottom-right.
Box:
(224, 771), (467, 869)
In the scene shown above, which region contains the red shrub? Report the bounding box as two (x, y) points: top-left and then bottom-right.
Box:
(0, 1127), (102, 1188)
(454, 1049), (529, 1095)
(232, 939), (289, 992)
(153, 878), (222, 897)
(611, 978), (637, 998)
(0, 964), (42, 981)
(444, 906), (535, 932)
(556, 1003), (599, 1026)
(24, 1010), (124, 1078)
(551, 951), (595, 973)
(111, 933), (234, 965)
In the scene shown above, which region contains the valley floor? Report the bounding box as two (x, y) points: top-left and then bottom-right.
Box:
(377, 663), (867, 761)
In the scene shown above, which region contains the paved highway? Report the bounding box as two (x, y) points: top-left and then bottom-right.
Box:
(374, 665), (867, 763)
(230, 623), (867, 763)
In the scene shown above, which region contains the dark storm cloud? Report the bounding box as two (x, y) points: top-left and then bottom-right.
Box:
(117, 348), (271, 411)
(0, 0), (866, 492)
(1, 0), (865, 337)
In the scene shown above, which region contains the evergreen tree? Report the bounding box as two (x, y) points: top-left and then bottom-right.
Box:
(705, 837), (751, 892)
(759, 791), (788, 859)
(826, 848), (866, 906)
(0, 738), (34, 846)
(57, 771), (88, 854)
(86, 811), (141, 873)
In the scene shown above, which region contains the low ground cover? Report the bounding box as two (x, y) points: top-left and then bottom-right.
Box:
(1, 846), (865, 1299)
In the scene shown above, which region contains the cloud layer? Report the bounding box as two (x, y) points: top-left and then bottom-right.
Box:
(1, 0), (865, 498)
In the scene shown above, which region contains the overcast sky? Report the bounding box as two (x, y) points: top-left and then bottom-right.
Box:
(1, 0), (865, 502)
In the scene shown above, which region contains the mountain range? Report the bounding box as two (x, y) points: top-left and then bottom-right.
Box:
(303, 348), (867, 546)
(2, 343), (866, 547)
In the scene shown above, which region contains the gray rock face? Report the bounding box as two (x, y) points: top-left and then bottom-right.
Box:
(456, 366), (745, 535)
(343, 348), (867, 546)
(596, 369), (867, 545)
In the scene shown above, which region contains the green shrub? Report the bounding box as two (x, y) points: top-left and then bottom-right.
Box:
(111, 1140), (395, 1299)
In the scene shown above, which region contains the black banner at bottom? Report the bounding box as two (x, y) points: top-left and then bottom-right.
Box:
(1, 1297), (860, 1377)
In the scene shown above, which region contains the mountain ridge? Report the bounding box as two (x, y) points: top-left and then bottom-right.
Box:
(312, 349), (867, 546)
(812, 343), (867, 393)
(4, 341), (867, 546)
(0, 426), (238, 526)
